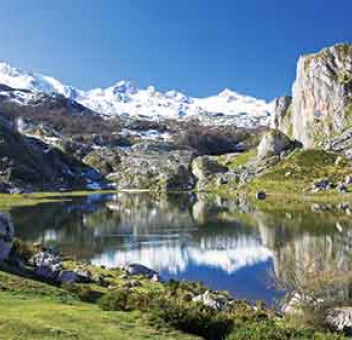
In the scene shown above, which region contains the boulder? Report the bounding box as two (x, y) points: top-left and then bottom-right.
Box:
(122, 263), (158, 279)
(337, 183), (348, 193)
(34, 266), (58, 281)
(282, 292), (323, 316)
(257, 129), (293, 159)
(192, 290), (228, 311)
(346, 175), (352, 185)
(29, 249), (63, 281)
(58, 270), (79, 284)
(151, 274), (164, 283)
(311, 178), (332, 192)
(30, 250), (60, 269)
(256, 191), (266, 200)
(74, 266), (93, 283)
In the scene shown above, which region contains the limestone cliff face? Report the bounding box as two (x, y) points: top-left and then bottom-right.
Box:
(290, 43), (352, 148)
(271, 96), (292, 136)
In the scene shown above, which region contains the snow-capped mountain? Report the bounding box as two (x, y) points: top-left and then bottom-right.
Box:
(0, 62), (272, 127)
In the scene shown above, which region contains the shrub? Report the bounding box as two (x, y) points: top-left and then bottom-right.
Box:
(165, 279), (207, 296)
(148, 297), (233, 340)
(227, 321), (315, 340)
(63, 284), (102, 303)
(99, 288), (233, 339)
(98, 289), (158, 312)
(98, 289), (131, 311)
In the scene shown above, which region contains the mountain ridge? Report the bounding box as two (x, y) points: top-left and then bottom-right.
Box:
(0, 61), (272, 128)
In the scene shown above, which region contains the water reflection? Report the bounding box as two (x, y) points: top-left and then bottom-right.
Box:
(8, 193), (352, 305)
(0, 213), (14, 261)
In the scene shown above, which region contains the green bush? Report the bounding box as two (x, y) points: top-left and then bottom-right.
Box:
(227, 321), (307, 340)
(165, 279), (208, 296)
(148, 297), (233, 340)
(98, 289), (158, 312)
(99, 288), (233, 339)
(227, 321), (344, 340)
(63, 284), (102, 303)
(98, 289), (131, 311)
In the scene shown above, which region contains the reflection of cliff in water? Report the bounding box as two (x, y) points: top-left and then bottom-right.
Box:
(9, 193), (352, 281)
(0, 213), (14, 261)
(250, 208), (352, 301)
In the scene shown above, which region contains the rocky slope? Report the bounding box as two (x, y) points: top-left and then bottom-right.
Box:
(0, 115), (107, 192)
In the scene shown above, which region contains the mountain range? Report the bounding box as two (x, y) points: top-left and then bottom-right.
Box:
(0, 62), (272, 128)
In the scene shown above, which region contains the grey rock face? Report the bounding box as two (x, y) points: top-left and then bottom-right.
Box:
(291, 43), (352, 148)
(271, 96), (292, 136)
(113, 142), (196, 191)
(83, 148), (121, 176)
(257, 129), (293, 159)
(323, 127), (352, 158)
(192, 156), (228, 181)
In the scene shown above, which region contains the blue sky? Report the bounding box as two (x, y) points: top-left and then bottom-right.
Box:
(0, 0), (350, 100)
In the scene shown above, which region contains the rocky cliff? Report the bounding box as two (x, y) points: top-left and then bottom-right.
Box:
(278, 43), (352, 148)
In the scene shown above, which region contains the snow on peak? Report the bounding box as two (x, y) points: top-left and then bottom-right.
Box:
(218, 88), (238, 98)
(0, 61), (273, 127)
(110, 80), (137, 95)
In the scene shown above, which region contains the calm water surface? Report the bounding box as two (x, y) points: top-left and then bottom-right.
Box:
(9, 193), (352, 306)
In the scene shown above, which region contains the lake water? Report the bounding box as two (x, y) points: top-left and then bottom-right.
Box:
(8, 193), (352, 306)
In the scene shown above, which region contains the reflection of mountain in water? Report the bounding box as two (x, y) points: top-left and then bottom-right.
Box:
(9, 193), (352, 293)
(92, 236), (273, 274)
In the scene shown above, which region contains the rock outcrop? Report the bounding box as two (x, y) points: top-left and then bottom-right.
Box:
(192, 156), (236, 191)
(83, 149), (121, 176)
(290, 43), (352, 148)
(109, 141), (196, 191)
(257, 129), (293, 159)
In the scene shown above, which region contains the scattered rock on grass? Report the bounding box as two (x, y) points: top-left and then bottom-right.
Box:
(256, 191), (266, 200)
